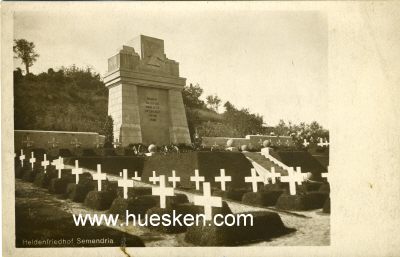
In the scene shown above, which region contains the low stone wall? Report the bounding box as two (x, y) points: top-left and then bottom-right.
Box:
(201, 135), (295, 148)
(15, 130), (105, 151)
(201, 137), (250, 148)
(246, 135), (294, 147)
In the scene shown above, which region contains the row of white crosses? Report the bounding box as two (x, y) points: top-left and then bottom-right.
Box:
(245, 166), (308, 195)
(317, 138), (330, 147)
(17, 150), (222, 220)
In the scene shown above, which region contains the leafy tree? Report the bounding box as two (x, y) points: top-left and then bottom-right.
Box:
(102, 115), (114, 147)
(13, 39), (39, 74)
(206, 94), (221, 112)
(182, 83), (205, 108)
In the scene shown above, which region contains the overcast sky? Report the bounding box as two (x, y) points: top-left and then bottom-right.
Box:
(13, 4), (328, 128)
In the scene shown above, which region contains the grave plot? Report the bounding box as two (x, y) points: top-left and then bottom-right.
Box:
(14, 149), (330, 247)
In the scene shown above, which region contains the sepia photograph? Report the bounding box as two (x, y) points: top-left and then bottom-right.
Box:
(2, 1), (400, 257)
(11, 5), (330, 248)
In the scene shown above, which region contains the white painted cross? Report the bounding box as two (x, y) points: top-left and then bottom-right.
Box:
(317, 138), (325, 147)
(152, 175), (174, 209)
(113, 139), (122, 149)
(245, 168), (264, 192)
(268, 167), (281, 184)
(48, 137), (59, 148)
(71, 160), (83, 184)
(194, 182), (222, 221)
(132, 171), (141, 181)
(55, 156), (64, 179)
(323, 138), (330, 147)
(168, 170), (180, 188)
(19, 149), (25, 167)
(22, 136), (34, 148)
(149, 171), (160, 185)
(321, 166), (330, 183)
(41, 154), (49, 172)
(303, 138), (310, 148)
(295, 167), (304, 185)
(118, 169), (134, 199)
(93, 164), (107, 191)
(29, 152), (36, 170)
(70, 138), (81, 148)
(280, 167), (298, 195)
(215, 169), (231, 191)
(190, 169), (205, 190)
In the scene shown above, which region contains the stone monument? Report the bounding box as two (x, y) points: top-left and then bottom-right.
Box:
(104, 35), (191, 146)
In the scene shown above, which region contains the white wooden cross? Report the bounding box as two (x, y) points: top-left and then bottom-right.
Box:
(303, 138), (310, 148)
(194, 182), (222, 221)
(215, 169), (231, 191)
(94, 137), (101, 148)
(190, 169), (205, 190)
(118, 169), (134, 199)
(22, 136), (34, 148)
(295, 167), (304, 185)
(93, 164), (107, 191)
(19, 149), (25, 167)
(152, 175), (174, 209)
(29, 152), (36, 170)
(71, 160), (83, 184)
(70, 138), (81, 148)
(268, 167), (281, 184)
(41, 154), (50, 172)
(113, 139), (122, 149)
(51, 158), (59, 167)
(132, 171), (141, 181)
(245, 168), (264, 192)
(280, 167), (298, 195)
(321, 166), (330, 183)
(48, 137), (59, 148)
(317, 138), (325, 147)
(323, 138), (330, 147)
(55, 156), (64, 179)
(168, 170), (180, 188)
(149, 171), (160, 185)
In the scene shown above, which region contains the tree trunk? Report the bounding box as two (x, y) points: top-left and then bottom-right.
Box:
(25, 63), (29, 74)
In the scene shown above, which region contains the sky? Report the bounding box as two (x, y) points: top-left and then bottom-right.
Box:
(13, 4), (328, 128)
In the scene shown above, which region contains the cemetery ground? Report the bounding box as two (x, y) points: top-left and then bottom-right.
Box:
(14, 148), (330, 247)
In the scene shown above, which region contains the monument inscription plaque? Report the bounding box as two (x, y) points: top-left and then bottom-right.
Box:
(104, 35), (191, 146)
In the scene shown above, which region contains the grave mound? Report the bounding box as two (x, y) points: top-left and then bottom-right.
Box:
(84, 191), (116, 210)
(323, 197), (330, 214)
(212, 188), (250, 202)
(175, 201), (232, 217)
(241, 191), (283, 207)
(185, 211), (292, 246)
(109, 194), (189, 218)
(48, 176), (74, 194)
(275, 192), (329, 211)
(66, 183), (93, 202)
(15, 165), (29, 179)
(262, 182), (288, 192)
(116, 186), (152, 199)
(21, 168), (41, 182)
(318, 183), (330, 193)
(145, 206), (187, 234)
(33, 170), (57, 188)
